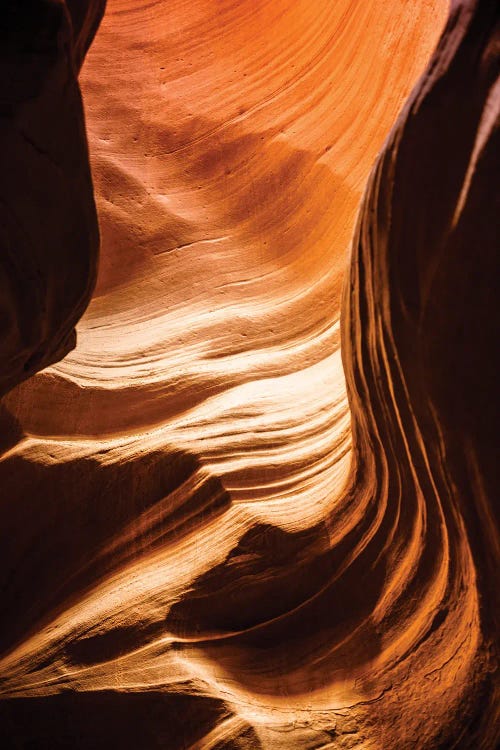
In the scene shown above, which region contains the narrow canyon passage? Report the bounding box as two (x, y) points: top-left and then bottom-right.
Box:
(0, 1), (498, 748)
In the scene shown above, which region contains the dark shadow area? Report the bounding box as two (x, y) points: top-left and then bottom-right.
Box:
(0, 690), (233, 750)
(0, 443), (230, 657)
(166, 505), (387, 692)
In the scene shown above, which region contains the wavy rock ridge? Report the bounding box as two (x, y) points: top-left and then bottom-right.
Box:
(0, 1), (498, 748)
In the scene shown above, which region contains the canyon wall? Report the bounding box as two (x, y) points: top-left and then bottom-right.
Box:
(0, 0), (105, 397)
(0, 1), (498, 748)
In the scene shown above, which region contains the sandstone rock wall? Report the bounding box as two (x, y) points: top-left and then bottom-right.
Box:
(0, 1), (497, 748)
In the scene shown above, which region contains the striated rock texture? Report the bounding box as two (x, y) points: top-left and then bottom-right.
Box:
(342, 0), (499, 745)
(0, 0), (105, 397)
(0, 0), (498, 748)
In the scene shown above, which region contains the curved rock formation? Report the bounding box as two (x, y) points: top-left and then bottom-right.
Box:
(0, 0), (105, 397)
(0, 1), (498, 748)
(341, 1), (499, 744)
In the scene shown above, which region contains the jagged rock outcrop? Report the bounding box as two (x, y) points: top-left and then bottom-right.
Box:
(0, 1), (498, 748)
(0, 0), (105, 396)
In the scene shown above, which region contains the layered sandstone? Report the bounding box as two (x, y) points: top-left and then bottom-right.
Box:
(0, 1), (498, 748)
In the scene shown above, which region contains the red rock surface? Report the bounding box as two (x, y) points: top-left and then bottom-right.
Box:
(0, 1), (498, 748)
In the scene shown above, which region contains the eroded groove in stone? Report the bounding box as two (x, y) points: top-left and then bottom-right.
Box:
(1, 1), (498, 748)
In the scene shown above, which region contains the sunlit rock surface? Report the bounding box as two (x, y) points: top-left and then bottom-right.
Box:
(1, 0), (498, 748)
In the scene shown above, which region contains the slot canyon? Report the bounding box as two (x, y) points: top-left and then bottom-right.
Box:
(0, 0), (498, 748)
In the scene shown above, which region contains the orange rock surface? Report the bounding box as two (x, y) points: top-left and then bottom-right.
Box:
(1, 1), (498, 748)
